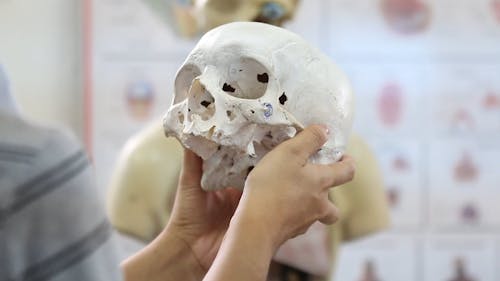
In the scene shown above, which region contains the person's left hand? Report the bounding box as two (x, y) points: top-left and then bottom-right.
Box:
(166, 149), (243, 272)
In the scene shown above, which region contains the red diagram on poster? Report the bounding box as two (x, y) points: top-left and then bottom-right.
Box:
(483, 91), (500, 110)
(452, 108), (475, 131)
(454, 151), (478, 183)
(378, 82), (403, 127)
(392, 155), (410, 171)
(381, 0), (431, 35)
(492, 0), (500, 24)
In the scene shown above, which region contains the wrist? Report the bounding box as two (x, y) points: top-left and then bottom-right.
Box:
(230, 202), (283, 256)
(203, 209), (278, 281)
(122, 228), (205, 281)
(234, 194), (287, 251)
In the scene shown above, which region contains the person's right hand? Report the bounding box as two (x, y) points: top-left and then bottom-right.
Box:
(235, 124), (356, 251)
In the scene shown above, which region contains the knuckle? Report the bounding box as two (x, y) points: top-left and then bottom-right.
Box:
(344, 161), (356, 180)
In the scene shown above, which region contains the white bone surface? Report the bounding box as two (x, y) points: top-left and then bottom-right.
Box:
(164, 22), (354, 190)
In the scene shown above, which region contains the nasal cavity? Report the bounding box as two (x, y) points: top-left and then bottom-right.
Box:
(188, 79), (216, 121)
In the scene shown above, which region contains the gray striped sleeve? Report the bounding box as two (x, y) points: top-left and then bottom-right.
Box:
(0, 124), (123, 281)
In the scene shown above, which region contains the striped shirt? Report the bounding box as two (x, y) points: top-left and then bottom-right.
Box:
(0, 112), (122, 281)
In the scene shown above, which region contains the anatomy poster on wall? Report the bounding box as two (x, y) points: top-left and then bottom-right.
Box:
(372, 140), (423, 229)
(326, 0), (500, 56)
(334, 234), (418, 281)
(327, 0), (500, 279)
(84, 0), (195, 191)
(428, 139), (500, 228)
(423, 235), (497, 281)
(89, 61), (182, 190)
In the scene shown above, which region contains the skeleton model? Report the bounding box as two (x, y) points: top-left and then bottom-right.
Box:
(164, 22), (354, 190)
(142, 0), (299, 37)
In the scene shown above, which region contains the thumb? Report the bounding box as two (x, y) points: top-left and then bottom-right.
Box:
(281, 125), (329, 162)
(179, 148), (203, 189)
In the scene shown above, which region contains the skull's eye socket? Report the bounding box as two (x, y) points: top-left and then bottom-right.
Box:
(174, 64), (201, 104)
(225, 58), (269, 99)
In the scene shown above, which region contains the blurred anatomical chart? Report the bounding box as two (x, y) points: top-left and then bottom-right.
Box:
(330, 0), (500, 280)
(85, 0), (195, 189)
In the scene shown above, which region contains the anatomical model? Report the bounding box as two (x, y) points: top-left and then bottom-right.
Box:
(108, 27), (388, 280)
(142, 0), (299, 37)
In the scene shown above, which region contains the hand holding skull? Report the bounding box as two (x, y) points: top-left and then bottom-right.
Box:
(237, 125), (356, 247)
(124, 126), (355, 281)
(203, 125), (355, 281)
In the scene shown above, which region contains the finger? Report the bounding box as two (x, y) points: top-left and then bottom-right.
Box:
(318, 200), (340, 225)
(179, 148), (203, 189)
(306, 155), (356, 189)
(280, 125), (328, 163)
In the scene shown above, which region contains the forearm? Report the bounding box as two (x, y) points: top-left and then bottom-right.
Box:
(122, 229), (205, 281)
(203, 210), (279, 281)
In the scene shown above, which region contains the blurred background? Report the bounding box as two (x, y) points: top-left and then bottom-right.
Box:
(1, 0), (500, 280)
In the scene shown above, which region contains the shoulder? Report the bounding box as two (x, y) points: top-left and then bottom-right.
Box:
(1, 114), (84, 157)
(345, 133), (376, 161)
(0, 116), (88, 190)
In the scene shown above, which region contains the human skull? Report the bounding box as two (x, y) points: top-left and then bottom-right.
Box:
(163, 22), (354, 190)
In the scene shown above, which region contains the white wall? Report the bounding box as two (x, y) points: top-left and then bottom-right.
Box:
(0, 0), (82, 139)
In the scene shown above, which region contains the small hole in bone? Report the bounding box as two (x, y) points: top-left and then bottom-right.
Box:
(279, 92), (288, 105)
(222, 83), (236, 92)
(250, 110), (255, 114)
(226, 110), (235, 121)
(188, 108), (191, 112)
(217, 145), (221, 151)
(200, 100), (212, 108)
(257, 73), (269, 83)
